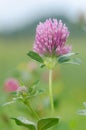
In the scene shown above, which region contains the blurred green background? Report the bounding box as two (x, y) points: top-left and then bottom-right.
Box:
(0, 0), (86, 130)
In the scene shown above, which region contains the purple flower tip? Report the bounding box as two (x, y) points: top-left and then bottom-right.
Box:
(33, 19), (71, 57)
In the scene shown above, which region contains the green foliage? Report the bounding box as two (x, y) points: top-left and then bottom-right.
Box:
(64, 58), (81, 65)
(37, 117), (59, 130)
(11, 116), (60, 130)
(2, 97), (23, 107)
(40, 64), (45, 68)
(11, 117), (36, 130)
(26, 80), (44, 98)
(2, 80), (44, 107)
(58, 56), (70, 63)
(58, 52), (81, 65)
(27, 51), (43, 63)
(27, 51), (81, 70)
(60, 52), (78, 57)
(28, 80), (40, 95)
(2, 101), (16, 107)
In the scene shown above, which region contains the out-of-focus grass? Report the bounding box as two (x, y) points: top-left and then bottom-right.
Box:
(0, 37), (86, 130)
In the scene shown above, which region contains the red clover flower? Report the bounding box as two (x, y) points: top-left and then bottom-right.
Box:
(4, 78), (19, 92)
(34, 19), (71, 57)
(27, 19), (79, 113)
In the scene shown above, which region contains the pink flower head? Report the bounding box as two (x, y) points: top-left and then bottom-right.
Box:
(3, 78), (19, 92)
(33, 19), (72, 57)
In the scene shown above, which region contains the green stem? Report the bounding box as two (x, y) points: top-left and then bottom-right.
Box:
(49, 69), (54, 115)
(24, 101), (39, 120)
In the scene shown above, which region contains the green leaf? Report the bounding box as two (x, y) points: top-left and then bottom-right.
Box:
(25, 89), (44, 100)
(27, 51), (43, 63)
(58, 52), (80, 64)
(60, 52), (78, 57)
(30, 80), (40, 87)
(2, 101), (16, 107)
(2, 97), (23, 107)
(40, 64), (45, 68)
(11, 117), (36, 130)
(65, 58), (81, 65)
(29, 80), (40, 95)
(58, 56), (70, 63)
(37, 117), (59, 130)
(37, 89), (45, 94)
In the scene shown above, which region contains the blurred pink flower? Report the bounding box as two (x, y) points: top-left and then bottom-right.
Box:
(3, 78), (19, 92)
(33, 19), (71, 56)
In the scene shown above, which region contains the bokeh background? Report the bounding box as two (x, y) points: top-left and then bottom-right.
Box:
(0, 0), (86, 130)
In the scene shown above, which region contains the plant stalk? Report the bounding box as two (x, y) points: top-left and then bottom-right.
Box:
(24, 101), (39, 120)
(49, 69), (54, 115)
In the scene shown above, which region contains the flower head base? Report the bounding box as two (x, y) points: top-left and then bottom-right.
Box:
(44, 57), (57, 69)
(17, 86), (28, 97)
(33, 19), (71, 57)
